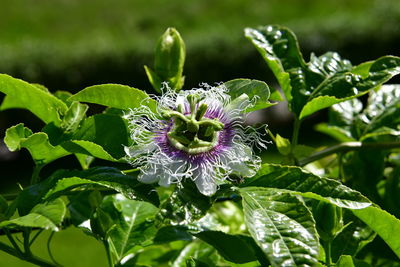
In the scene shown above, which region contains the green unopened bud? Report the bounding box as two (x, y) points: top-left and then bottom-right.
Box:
(313, 201), (343, 241)
(154, 27), (186, 90)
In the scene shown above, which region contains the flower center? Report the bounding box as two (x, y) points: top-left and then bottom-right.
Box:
(162, 94), (224, 154)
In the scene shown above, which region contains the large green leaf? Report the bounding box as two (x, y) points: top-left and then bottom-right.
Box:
(195, 231), (268, 265)
(61, 140), (119, 162)
(43, 167), (158, 205)
(100, 195), (159, 263)
(72, 114), (130, 159)
(0, 198), (66, 231)
(352, 206), (400, 258)
(240, 187), (319, 266)
(4, 123), (70, 165)
(223, 79), (273, 112)
(0, 74), (67, 125)
(245, 25), (400, 119)
(300, 56), (400, 119)
(68, 84), (157, 111)
(241, 164), (371, 209)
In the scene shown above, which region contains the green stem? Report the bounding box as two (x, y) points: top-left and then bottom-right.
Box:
(289, 117), (302, 165)
(5, 229), (23, 256)
(31, 164), (44, 185)
(0, 241), (57, 267)
(47, 231), (61, 266)
(23, 229), (32, 256)
(103, 240), (112, 267)
(299, 141), (400, 166)
(122, 168), (139, 174)
(325, 240), (332, 266)
(291, 117), (301, 148)
(266, 128), (276, 143)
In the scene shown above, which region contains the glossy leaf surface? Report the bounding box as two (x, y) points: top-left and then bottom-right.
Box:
(241, 164), (371, 209)
(240, 187), (319, 266)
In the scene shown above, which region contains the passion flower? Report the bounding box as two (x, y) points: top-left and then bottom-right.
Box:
(124, 84), (267, 196)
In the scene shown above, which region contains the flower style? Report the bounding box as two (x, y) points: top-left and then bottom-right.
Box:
(124, 84), (267, 196)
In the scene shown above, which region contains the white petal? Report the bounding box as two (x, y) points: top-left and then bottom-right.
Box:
(193, 166), (217, 196)
(124, 143), (157, 158)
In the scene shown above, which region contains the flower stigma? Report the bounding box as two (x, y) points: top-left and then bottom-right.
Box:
(123, 84), (268, 196)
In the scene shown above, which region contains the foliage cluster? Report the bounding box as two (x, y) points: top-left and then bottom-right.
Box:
(1, 25), (400, 266)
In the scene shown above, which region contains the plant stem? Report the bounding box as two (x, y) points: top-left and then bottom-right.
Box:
(290, 117), (302, 165)
(31, 164), (44, 184)
(291, 117), (301, 148)
(266, 128), (276, 143)
(0, 240), (57, 266)
(325, 240), (332, 266)
(299, 141), (400, 166)
(103, 240), (113, 267)
(122, 168), (139, 174)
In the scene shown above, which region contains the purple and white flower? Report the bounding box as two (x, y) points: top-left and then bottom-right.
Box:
(124, 84), (267, 196)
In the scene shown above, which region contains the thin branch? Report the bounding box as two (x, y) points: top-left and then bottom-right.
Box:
(299, 141), (400, 166)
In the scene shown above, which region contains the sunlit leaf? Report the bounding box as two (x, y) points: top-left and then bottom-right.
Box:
(0, 74), (67, 125)
(68, 83), (157, 111)
(241, 164), (371, 209)
(0, 198), (66, 231)
(4, 123), (70, 165)
(352, 205), (400, 258)
(224, 79), (273, 112)
(240, 187), (319, 266)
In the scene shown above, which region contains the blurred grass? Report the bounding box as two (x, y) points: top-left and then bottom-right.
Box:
(0, 227), (107, 266)
(0, 0), (399, 91)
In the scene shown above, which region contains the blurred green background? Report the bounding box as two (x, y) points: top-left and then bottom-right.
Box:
(1, 0), (400, 265)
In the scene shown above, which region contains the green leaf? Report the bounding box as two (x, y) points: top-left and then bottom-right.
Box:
(336, 255), (372, 267)
(171, 240), (216, 267)
(224, 79), (273, 112)
(72, 114), (130, 159)
(275, 134), (291, 155)
(315, 123), (356, 142)
(300, 56), (400, 119)
(244, 25), (324, 115)
(153, 226), (194, 243)
(0, 74), (68, 125)
(331, 211), (376, 262)
(68, 190), (102, 227)
(0, 198), (66, 231)
(60, 101), (89, 133)
(61, 140), (119, 161)
(43, 167), (158, 205)
(68, 84), (157, 111)
(0, 195), (8, 222)
(352, 205), (400, 258)
(240, 187), (319, 266)
(361, 85), (400, 137)
(101, 195), (159, 262)
(245, 26), (307, 104)
(4, 123), (70, 165)
(158, 180), (213, 224)
(194, 231), (265, 264)
(241, 164), (371, 209)
(309, 52), (352, 76)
